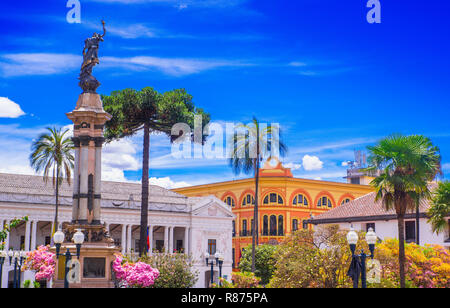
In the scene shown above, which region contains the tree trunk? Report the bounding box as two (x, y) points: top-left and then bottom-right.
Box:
(139, 123), (150, 256)
(54, 170), (60, 232)
(397, 213), (406, 288)
(415, 202), (420, 245)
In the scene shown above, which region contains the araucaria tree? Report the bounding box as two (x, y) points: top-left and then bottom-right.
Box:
(102, 87), (210, 256)
(30, 127), (74, 233)
(365, 134), (441, 288)
(229, 117), (287, 272)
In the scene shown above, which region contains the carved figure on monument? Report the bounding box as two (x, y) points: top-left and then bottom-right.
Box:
(78, 20), (106, 93)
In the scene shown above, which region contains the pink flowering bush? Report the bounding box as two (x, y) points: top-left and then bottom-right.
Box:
(22, 245), (56, 281)
(112, 254), (159, 288)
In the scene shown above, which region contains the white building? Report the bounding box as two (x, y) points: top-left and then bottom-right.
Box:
(308, 191), (450, 248)
(0, 173), (235, 288)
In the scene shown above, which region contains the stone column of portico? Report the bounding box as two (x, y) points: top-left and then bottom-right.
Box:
(30, 220), (37, 251)
(24, 220), (31, 251)
(184, 227), (189, 255)
(148, 225), (153, 255)
(121, 224), (127, 254)
(164, 226), (168, 253)
(72, 139), (80, 222)
(127, 224), (132, 254)
(169, 227), (174, 254)
(78, 136), (90, 224)
(93, 137), (104, 224)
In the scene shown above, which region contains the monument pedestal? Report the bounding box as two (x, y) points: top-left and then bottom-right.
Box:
(51, 224), (120, 288)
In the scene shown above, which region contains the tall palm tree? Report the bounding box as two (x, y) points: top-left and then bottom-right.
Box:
(229, 117), (287, 272)
(30, 127), (74, 234)
(365, 134), (440, 288)
(102, 87), (210, 256)
(427, 181), (450, 234)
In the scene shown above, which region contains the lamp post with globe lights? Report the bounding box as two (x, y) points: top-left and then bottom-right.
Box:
(0, 250), (27, 288)
(53, 228), (84, 288)
(205, 252), (223, 287)
(346, 227), (377, 288)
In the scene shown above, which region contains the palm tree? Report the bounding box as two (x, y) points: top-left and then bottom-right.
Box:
(102, 87), (210, 256)
(229, 117), (287, 272)
(30, 127), (74, 234)
(365, 134), (440, 288)
(427, 181), (450, 234)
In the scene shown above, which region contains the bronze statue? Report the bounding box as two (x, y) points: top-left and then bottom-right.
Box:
(79, 20), (106, 93)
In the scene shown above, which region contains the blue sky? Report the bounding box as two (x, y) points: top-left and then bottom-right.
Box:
(0, 0), (449, 188)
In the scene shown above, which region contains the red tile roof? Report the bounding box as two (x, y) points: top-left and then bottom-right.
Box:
(309, 185), (438, 224)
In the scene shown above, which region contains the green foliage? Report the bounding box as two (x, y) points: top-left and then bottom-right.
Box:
(365, 134), (441, 287)
(211, 277), (235, 288)
(102, 87), (210, 141)
(33, 281), (41, 288)
(427, 181), (450, 234)
(135, 253), (199, 288)
(269, 225), (368, 288)
(23, 280), (31, 288)
(366, 134), (441, 214)
(0, 216), (28, 250)
(238, 244), (277, 284)
(29, 127), (74, 187)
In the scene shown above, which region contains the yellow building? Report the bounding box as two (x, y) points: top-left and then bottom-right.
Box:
(173, 158), (374, 269)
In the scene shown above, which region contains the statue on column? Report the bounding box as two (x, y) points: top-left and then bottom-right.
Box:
(78, 20), (106, 94)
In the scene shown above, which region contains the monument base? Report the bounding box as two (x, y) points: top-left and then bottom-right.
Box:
(51, 223), (120, 288)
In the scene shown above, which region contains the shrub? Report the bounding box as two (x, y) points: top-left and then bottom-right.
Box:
(238, 244), (277, 285)
(137, 253), (198, 288)
(22, 245), (56, 281)
(231, 271), (261, 288)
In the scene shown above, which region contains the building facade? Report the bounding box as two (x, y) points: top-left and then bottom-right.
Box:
(307, 190), (450, 248)
(173, 158), (374, 269)
(0, 173), (234, 288)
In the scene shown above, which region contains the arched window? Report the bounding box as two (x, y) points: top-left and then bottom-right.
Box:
(341, 198), (352, 205)
(263, 193), (284, 205)
(317, 196), (333, 208)
(278, 215), (284, 236)
(251, 219), (254, 236)
(232, 220), (236, 237)
(269, 215), (277, 236)
(242, 219), (248, 236)
(223, 196), (235, 207)
(263, 216), (269, 236)
(241, 194), (255, 206)
(292, 219), (298, 231)
(293, 194), (309, 207)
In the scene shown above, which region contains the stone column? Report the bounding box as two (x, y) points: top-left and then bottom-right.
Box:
(72, 139), (80, 222)
(148, 225), (153, 255)
(30, 220), (37, 251)
(24, 220), (31, 251)
(93, 137), (104, 223)
(184, 227), (189, 255)
(78, 136), (90, 223)
(127, 224), (132, 254)
(121, 224), (127, 254)
(169, 227), (174, 254)
(164, 226), (168, 253)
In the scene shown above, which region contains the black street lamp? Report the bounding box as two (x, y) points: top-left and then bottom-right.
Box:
(0, 250), (27, 288)
(205, 252), (223, 287)
(346, 227), (377, 288)
(53, 229), (85, 288)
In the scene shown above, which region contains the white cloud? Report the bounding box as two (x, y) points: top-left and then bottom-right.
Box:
(284, 162), (301, 170)
(0, 97), (25, 118)
(288, 61), (307, 67)
(0, 53), (80, 77)
(0, 53), (250, 77)
(302, 155), (323, 171)
(84, 21), (157, 39)
(101, 56), (251, 76)
(88, 0), (246, 8)
(341, 161), (348, 167)
(149, 177), (191, 189)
